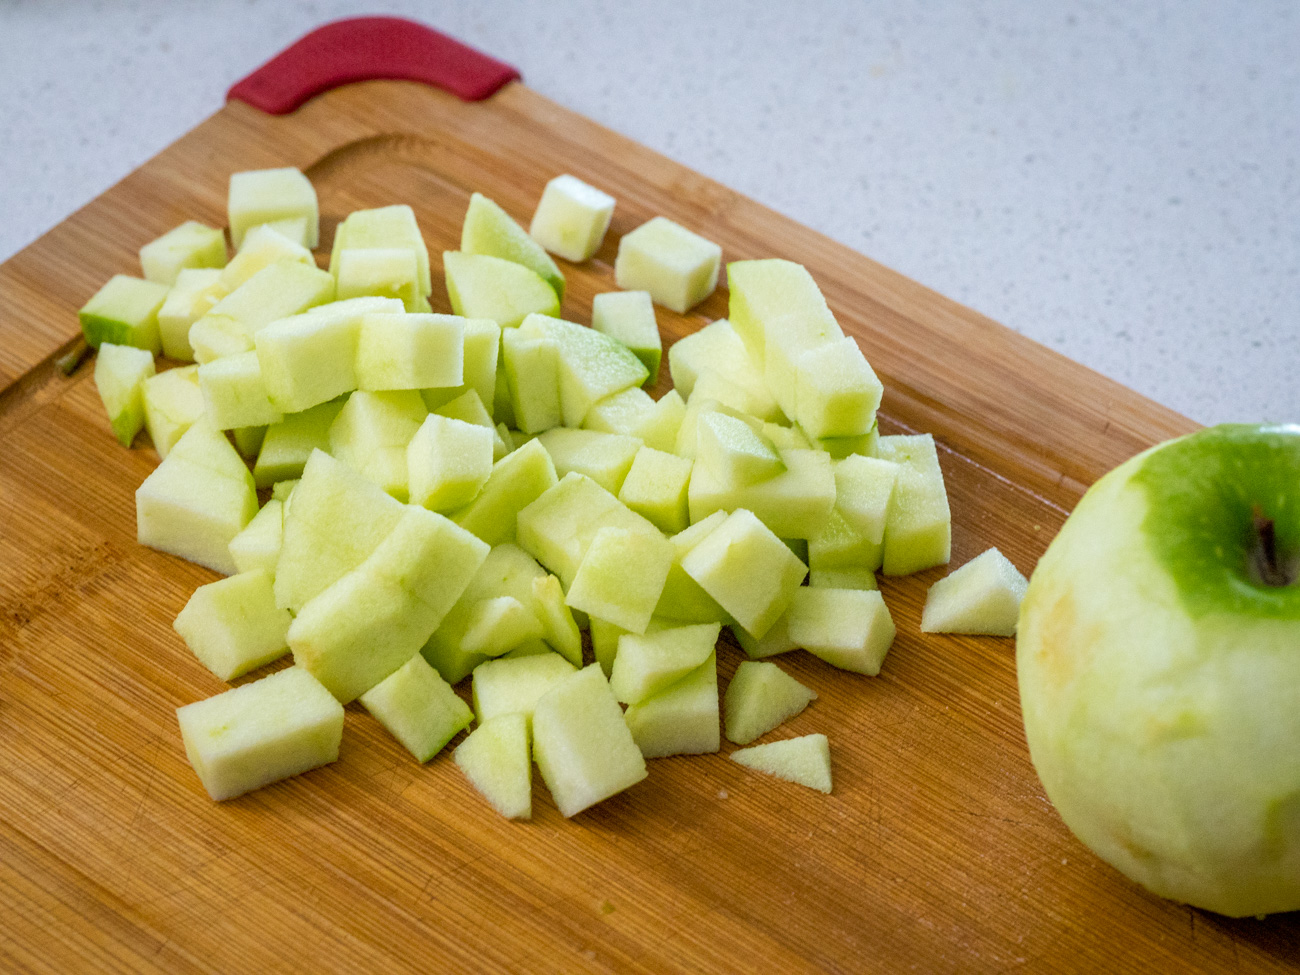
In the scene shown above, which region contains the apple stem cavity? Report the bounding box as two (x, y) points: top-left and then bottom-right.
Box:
(1250, 506), (1297, 588)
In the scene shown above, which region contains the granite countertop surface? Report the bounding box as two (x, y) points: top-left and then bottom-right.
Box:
(1, 0), (1295, 426)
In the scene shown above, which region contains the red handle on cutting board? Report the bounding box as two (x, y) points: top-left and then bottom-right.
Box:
(227, 16), (520, 114)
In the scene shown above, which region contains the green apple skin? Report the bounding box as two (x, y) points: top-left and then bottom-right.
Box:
(1018, 424), (1300, 918)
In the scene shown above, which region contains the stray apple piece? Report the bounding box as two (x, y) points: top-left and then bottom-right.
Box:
(519, 314), (649, 427)
(610, 621), (720, 705)
(532, 664), (648, 817)
(833, 455), (898, 544)
(139, 221), (227, 286)
(174, 569), (291, 681)
(614, 217), (721, 314)
(253, 398), (345, 488)
(451, 437), (558, 546)
(462, 192), (565, 300)
(197, 350), (283, 429)
(331, 204), (431, 295)
(328, 390), (427, 501)
(787, 587), (895, 676)
(336, 248), (422, 311)
(591, 290), (661, 379)
(696, 410), (784, 487)
(624, 650), (719, 759)
(142, 365), (205, 458)
(229, 498), (283, 577)
(536, 427), (642, 496)
(228, 167), (319, 249)
(530, 574), (583, 666)
(585, 386), (685, 454)
(407, 414), (494, 512)
(501, 327), (562, 434)
(921, 547), (1028, 636)
(618, 446), (692, 535)
(94, 343), (155, 447)
(178, 666), (343, 801)
(566, 526), (674, 635)
(443, 251), (559, 329)
(455, 712), (532, 820)
(359, 654), (472, 762)
(79, 274), (168, 353)
(530, 174), (616, 263)
(471, 651), (577, 724)
(730, 612), (799, 659)
(876, 433), (951, 576)
(731, 734), (832, 794)
(158, 268), (225, 361)
(793, 337), (882, 440)
(808, 567), (877, 591)
(723, 660), (816, 745)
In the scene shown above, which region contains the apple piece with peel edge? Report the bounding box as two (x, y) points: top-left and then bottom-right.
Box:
(1017, 423), (1300, 917)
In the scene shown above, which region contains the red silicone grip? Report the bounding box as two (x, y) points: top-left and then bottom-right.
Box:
(227, 16), (520, 114)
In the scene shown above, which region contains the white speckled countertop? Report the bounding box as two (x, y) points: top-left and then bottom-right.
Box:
(2, 1), (1296, 426)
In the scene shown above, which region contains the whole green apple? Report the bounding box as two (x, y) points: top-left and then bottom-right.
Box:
(1017, 423), (1300, 917)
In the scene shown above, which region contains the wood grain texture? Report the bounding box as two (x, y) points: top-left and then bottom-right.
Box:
(1, 79), (1295, 974)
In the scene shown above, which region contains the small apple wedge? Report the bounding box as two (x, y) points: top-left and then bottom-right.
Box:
(610, 622), (720, 705)
(723, 660), (816, 745)
(462, 192), (565, 300)
(731, 734), (832, 794)
(455, 712), (532, 821)
(921, 548), (1027, 636)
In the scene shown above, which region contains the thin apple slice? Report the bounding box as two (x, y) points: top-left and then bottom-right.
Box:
(731, 734), (832, 794)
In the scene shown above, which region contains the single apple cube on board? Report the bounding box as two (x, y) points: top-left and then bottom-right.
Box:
(157, 268), (225, 361)
(455, 712), (532, 820)
(443, 251), (560, 329)
(614, 217), (721, 314)
(591, 291), (661, 379)
(731, 734), (832, 794)
(173, 569), (291, 681)
(460, 596), (544, 657)
(667, 319), (779, 420)
(253, 399), (344, 488)
(731, 612), (799, 660)
(355, 312), (464, 392)
(451, 437), (558, 546)
(197, 351), (283, 430)
(787, 587), (895, 676)
(653, 511), (731, 625)
(624, 651), (720, 759)
(332, 205), (431, 296)
(229, 498), (283, 577)
(328, 390), (427, 501)
(518, 314), (650, 427)
(695, 410), (785, 488)
(94, 343), (155, 447)
(358, 654), (472, 763)
(461, 192), (565, 300)
(808, 509), (883, 574)
(536, 428), (642, 496)
(876, 433), (952, 576)
(422, 317), (500, 414)
(530, 174), (616, 263)
(809, 567), (878, 591)
(723, 660), (817, 745)
(532, 664), (648, 818)
(921, 547), (1028, 636)
(141, 365), (205, 457)
(471, 651), (577, 724)
(617, 446), (692, 535)
(833, 455), (898, 544)
(529, 574), (583, 666)
(407, 414), (494, 512)
(79, 274), (168, 352)
(227, 167), (319, 249)
(566, 526), (674, 635)
(609, 621), (720, 705)
(139, 221), (227, 286)
(177, 666), (343, 801)
(335, 248), (422, 311)
(681, 509), (807, 639)
(502, 328), (562, 434)
(218, 224), (314, 293)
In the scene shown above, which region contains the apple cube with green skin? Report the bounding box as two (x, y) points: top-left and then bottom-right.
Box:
(584, 386), (686, 454)
(336, 248), (422, 310)
(328, 389), (427, 501)
(141, 365), (205, 457)
(532, 663), (648, 817)
(194, 262), (336, 360)
(229, 498), (283, 576)
(253, 398), (344, 488)
(921, 547), (1027, 636)
(723, 660), (817, 745)
(610, 622), (720, 704)
(94, 343), (155, 446)
(218, 224), (314, 293)
(876, 433), (951, 575)
(809, 567), (877, 591)
(178, 665), (343, 801)
(197, 351), (283, 429)
(228, 167), (319, 249)
(456, 712), (532, 820)
(614, 217), (721, 314)
(653, 511), (731, 624)
(833, 454), (898, 544)
(358, 654), (472, 762)
(173, 569), (291, 681)
(591, 291), (660, 379)
(624, 651), (719, 759)
(618, 446), (692, 534)
(808, 508), (883, 573)
(688, 447), (836, 541)
(450, 437), (558, 546)
(462, 192), (565, 300)
(421, 317), (500, 414)
(331, 205), (431, 296)
(536, 427), (642, 495)
(407, 414), (494, 512)
(519, 314), (649, 427)
(529, 174), (616, 263)
(139, 221), (226, 286)
(79, 274), (168, 353)
(695, 410), (784, 487)
(730, 612), (798, 659)
(443, 251), (559, 329)
(667, 318), (779, 420)
(787, 587), (895, 675)
(502, 328), (562, 433)
(566, 526), (674, 635)
(472, 651), (577, 724)
(732, 734), (832, 794)
(793, 336), (882, 440)
(157, 268), (225, 361)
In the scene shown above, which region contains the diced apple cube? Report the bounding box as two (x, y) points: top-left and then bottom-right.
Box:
(591, 290), (660, 379)
(139, 221), (226, 286)
(808, 508), (883, 573)
(196, 261), (335, 355)
(455, 712), (532, 820)
(328, 389), (427, 500)
(462, 192), (565, 300)
(764, 423), (811, 450)
(566, 526), (674, 635)
(359, 654), (472, 762)
(471, 651), (577, 724)
(253, 399), (344, 488)
(173, 569), (291, 680)
(610, 622), (719, 704)
(219, 224), (314, 293)
(460, 596), (544, 657)
(529, 174), (616, 263)
(793, 336), (882, 440)
(696, 410), (784, 486)
(617, 446), (692, 534)
(876, 434), (951, 575)
(833, 454), (898, 544)
(331, 205), (430, 295)
(407, 414), (494, 512)
(501, 327), (562, 433)
(653, 511), (731, 624)
(536, 427), (642, 495)
(786, 587), (895, 676)
(623, 651), (719, 759)
(920, 547), (1027, 636)
(336, 248), (422, 310)
(94, 343), (155, 447)
(142, 365), (205, 457)
(687, 446), (836, 541)
(229, 498), (283, 576)
(519, 314), (649, 427)
(530, 574), (583, 666)
(177, 666), (343, 801)
(228, 167), (319, 249)
(730, 611), (799, 659)
(584, 386), (685, 454)
(723, 660), (816, 745)
(451, 437), (558, 545)
(614, 217), (721, 314)
(443, 251), (559, 329)
(421, 317), (500, 414)
(668, 318), (780, 420)
(79, 274), (167, 352)
(731, 734), (832, 794)
(197, 351), (283, 429)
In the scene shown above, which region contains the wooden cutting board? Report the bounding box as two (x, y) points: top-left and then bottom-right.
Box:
(1, 19), (1295, 974)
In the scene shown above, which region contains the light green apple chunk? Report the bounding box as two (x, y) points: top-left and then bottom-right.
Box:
(197, 351), (283, 429)
(610, 622), (720, 705)
(723, 660), (817, 745)
(816, 421), (879, 460)
(921, 548), (1027, 636)
(218, 224), (313, 293)
(455, 712), (532, 820)
(653, 511), (730, 624)
(443, 251), (559, 329)
(833, 454), (898, 544)
(876, 434), (951, 576)
(591, 290), (661, 379)
(625, 651), (719, 759)
(94, 343), (155, 447)
(793, 336), (882, 440)
(407, 414), (494, 512)
(566, 526), (674, 635)
(79, 274), (167, 352)
(695, 410), (784, 487)
(681, 509), (807, 639)
(763, 422), (811, 451)
(519, 314), (649, 427)
(450, 437), (558, 546)
(142, 367), (205, 459)
(589, 617), (627, 676)
(232, 425), (265, 460)
(158, 268), (225, 361)
(328, 389), (428, 500)
(536, 427), (642, 495)
(584, 387), (685, 454)
(668, 318), (778, 419)
(173, 569), (291, 681)
(530, 574), (583, 666)
(355, 312), (464, 391)
(731, 734), (832, 794)
(617, 446), (693, 535)
(227, 167), (319, 249)
(229, 498), (283, 576)
(177, 666), (342, 801)
(501, 327), (562, 433)
(687, 447), (835, 540)
(192, 261), (336, 363)
(359, 654), (472, 763)
(532, 663), (648, 818)
(253, 398), (344, 488)
(787, 587), (895, 676)
(731, 610), (800, 659)
(471, 652), (577, 725)
(461, 192), (565, 300)
(336, 248), (422, 311)
(139, 220), (227, 286)
(460, 596), (544, 657)
(529, 174), (616, 263)
(809, 509), (883, 573)
(614, 216), (721, 314)
(189, 314), (254, 365)
(331, 205), (430, 295)
(272, 479), (298, 503)
(421, 317), (500, 414)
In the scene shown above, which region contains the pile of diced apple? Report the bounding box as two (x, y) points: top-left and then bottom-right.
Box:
(82, 165), (1028, 815)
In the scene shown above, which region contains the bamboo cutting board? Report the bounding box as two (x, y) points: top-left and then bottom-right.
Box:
(1, 18), (1295, 974)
